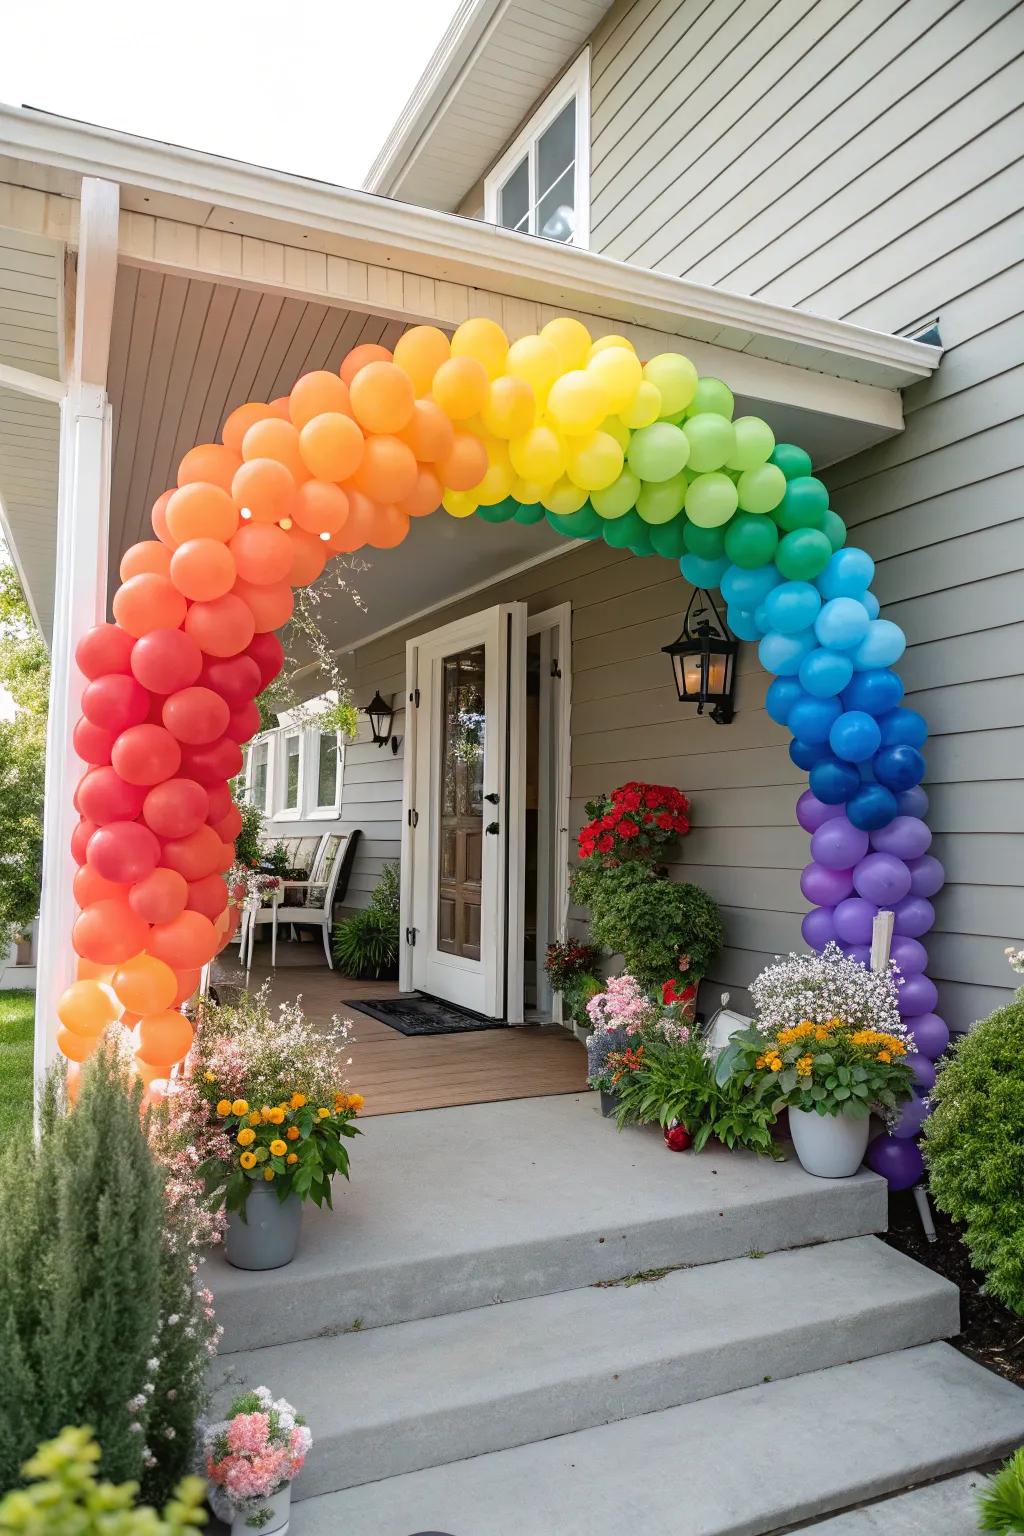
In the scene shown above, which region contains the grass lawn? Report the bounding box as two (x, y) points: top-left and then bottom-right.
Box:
(0, 989), (34, 1146)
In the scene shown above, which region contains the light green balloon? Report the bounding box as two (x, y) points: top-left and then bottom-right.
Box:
(683, 413), (736, 473)
(687, 377), (734, 420)
(591, 467), (641, 519)
(736, 462), (786, 514)
(684, 472), (738, 528)
(626, 421), (690, 484)
(642, 353), (699, 417)
(726, 416), (775, 472)
(636, 473), (687, 525)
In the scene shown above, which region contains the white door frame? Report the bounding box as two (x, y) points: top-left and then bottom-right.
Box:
(527, 604), (572, 1021)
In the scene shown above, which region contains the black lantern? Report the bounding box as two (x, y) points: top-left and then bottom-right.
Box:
(364, 691), (398, 752)
(662, 589), (738, 725)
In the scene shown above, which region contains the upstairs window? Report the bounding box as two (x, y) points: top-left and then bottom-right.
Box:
(248, 740), (269, 812)
(485, 52), (590, 248)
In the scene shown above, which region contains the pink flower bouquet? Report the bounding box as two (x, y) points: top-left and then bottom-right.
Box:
(205, 1386), (311, 1528)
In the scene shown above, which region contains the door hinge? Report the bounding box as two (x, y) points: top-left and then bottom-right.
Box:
(409, 687), (420, 707)
(407, 808), (419, 828)
(405, 926), (417, 946)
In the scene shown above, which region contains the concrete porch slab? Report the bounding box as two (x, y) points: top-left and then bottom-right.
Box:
(800, 1471), (988, 1533)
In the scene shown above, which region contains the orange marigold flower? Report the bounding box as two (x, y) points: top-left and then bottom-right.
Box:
(286, 1152), (298, 1165)
(269, 1138), (287, 1157)
(239, 1151), (257, 1170)
(347, 1093), (364, 1111)
(286, 1125), (300, 1140)
(231, 1099), (249, 1117)
(290, 1092), (307, 1108)
(236, 1127), (256, 1147)
(266, 1106), (285, 1125)
(216, 1099), (232, 1117)
(877, 1050), (891, 1063)
(796, 1054), (813, 1077)
(248, 1110), (262, 1126)
(263, 1167), (275, 1181)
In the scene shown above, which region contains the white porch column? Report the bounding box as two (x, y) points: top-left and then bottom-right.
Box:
(33, 177), (119, 1100)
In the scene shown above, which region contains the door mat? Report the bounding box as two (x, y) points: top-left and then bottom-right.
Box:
(346, 995), (506, 1036)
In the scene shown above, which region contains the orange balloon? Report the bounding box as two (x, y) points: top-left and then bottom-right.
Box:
(399, 399), (456, 463)
(328, 490), (376, 552)
(75, 957), (115, 983)
(151, 490), (177, 548)
(133, 1054), (165, 1086)
(57, 1025), (102, 1064)
(351, 436), (418, 504)
(113, 574), (187, 639)
(128, 866), (189, 923)
(289, 371), (352, 429)
(229, 523), (295, 585)
(146, 910), (218, 970)
(222, 402), (276, 454)
(432, 356), (489, 421)
(136, 1009), (194, 1068)
(178, 443), (241, 493)
(393, 326), (451, 395)
(339, 342), (392, 386)
(437, 431), (489, 492)
(366, 506), (411, 549)
(74, 864), (128, 909)
(350, 362), (415, 435)
(172, 967), (202, 1006)
(162, 824), (226, 883)
(286, 528), (329, 585)
(231, 458), (296, 524)
(269, 396), (292, 418)
(120, 541), (171, 581)
(112, 954), (178, 1014)
(299, 413), (364, 482)
(166, 482), (239, 545)
(241, 417), (308, 483)
(184, 593), (256, 657)
(57, 979), (121, 1036)
(72, 898), (150, 965)
(170, 539), (237, 602)
(233, 578), (294, 633)
(397, 467), (443, 518)
(290, 480), (349, 537)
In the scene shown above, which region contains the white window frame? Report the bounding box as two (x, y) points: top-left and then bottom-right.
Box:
(277, 728), (303, 820)
(309, 727), (344, 819)
(246, 738), (271, 814)
(484, 50), (591, 249)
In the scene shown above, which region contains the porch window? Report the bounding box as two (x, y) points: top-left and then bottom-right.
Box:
(282, 731), (301, 812)
(484, 51), (590, 248)
(249, 740), (269, 812)
(315, 729), (341, 810)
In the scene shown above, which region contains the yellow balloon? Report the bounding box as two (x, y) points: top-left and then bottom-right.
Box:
(481, 376), (535, 439)
(475, 456), (514, 506)
(546, 371), (610, 436)
(600, 415), (631, 452)
(589, 333), (636, 358)
(586, 346), (643, 413)
(450, 317), (509, 380)
(541, 477), (589, 515)
(564, 430), (624, 492)
(510, 475), (547, 505)
(506, 335), (560, 400)
(509, 425), (566, 483)
(620, 380), (662, 429)
(442, 488), (480, 518)
(540, 316), (592, 371)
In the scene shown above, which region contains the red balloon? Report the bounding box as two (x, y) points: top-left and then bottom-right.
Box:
(204, 781), (233, 823)
(162, 686), (231, 746)
(72, 898), (150, 965)
(186, 873), (229, 921)
(143, 777), (209, 838)
(214, 838), (234, 874)
(87, 820), (161, 885)
(130, 628), (204, 695)
(73, 716), (116, 766)
(161, 824), (225, 881)
(77, 766), (147, 825)
(128, 866), (189, 923)
(178, 736), (243, 784)
(75, 624), (135, 680)
(74, 864), (128, 908)
(146, 910), (218, 970)
(245, 632), (286, 690)
(81, 674), (151, 733)
(226, 699), (261, 743)
(211, 805), (243, 843)
(200, 654), (261, 707)
(71, 817), (98, 865)
(111, 724), (183, 786)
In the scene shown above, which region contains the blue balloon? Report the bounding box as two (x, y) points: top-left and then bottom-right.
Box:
(721, 563), (782, 609)
(830, 709), (883, 763)
(846, 782), (899, 831)
(852, 619), (906, 670)
(842, 668), (904, 716)
(762, 580), (821, 636)
(758, 629), (816, 677)
(765, 677), (805, 726)
(862, 591), (880, 619)
(897, 784), (929, 818)
(727, 606), (762, 642)
(790, 738), (832, 770)
(789, 695), (842, 745)
(798, 648), (854, 698)
(879, 707), (928, 749)
(809, 758), (861, 804)
(874, 744), (926, 792)
(680, 552), (729, 589)
(814, 596), (871, 651)
(817, 546), (875, 600)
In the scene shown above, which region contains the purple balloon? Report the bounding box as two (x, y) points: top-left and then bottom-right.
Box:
(834, 896), (877, 945)
(896, 785), (929, 818)
(853, 851), (912, 906)
(889, 935), (927, 976)
(906, 1013), (950, 1060)
(906, 854), (945, 899)
(897, 972), (939, 1017)
(811, 815), (870, 871)
(870, 814), (932, 861)
(796, 790), (845, 834)
(867, 1133), (924, 1190)
(892, 895), (935, 937)
(802, 906), (837, 950)
(841, 943), (871, 966)
(801, 862), (855, 906)
(906, 1053), (937, 1092)
(891, 1093), (930, 1140)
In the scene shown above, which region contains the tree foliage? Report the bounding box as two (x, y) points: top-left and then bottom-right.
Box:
(0, 559), (48, 953)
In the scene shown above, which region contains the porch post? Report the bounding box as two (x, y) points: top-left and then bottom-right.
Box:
(33, 177), (119, 1102)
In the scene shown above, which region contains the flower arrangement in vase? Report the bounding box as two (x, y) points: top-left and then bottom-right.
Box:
(205, 1386), (311, 1533)
(585, 973), (692, 1116)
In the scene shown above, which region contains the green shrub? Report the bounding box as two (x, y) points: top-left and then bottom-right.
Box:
(923, 993), (1024, 1316)
(978, 1445), (1024, 1532)
(570, 860), (723, 993)
(613, 1038), (781, 1157)
(333, 863), (400, 979)
(233, 798), (264, 868)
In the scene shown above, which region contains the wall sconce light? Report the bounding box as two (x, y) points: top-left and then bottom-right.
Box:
(662, 589), (738, 725)
(364, 691), (399, 753)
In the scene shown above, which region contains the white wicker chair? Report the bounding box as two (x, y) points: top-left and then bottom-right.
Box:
(244, 831), (360, 970)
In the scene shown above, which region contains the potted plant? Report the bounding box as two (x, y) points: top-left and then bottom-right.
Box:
(544, 938), (601, 1034)
(610, 1031), (782, 1157)
(584, 973), (693, 1117)
(333, 863), (400, 979)
(718, 945), (914, 1178)
(205, 1386), (311, 1534)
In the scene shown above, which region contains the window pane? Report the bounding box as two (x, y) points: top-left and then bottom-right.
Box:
(538, 164), (576, 243)
(499, 156), (529, 231)
(285, 736), (300, 810)
(537, 100), (575, 204)
(317, 731), (338, 807)
(251, 742), (268, 811)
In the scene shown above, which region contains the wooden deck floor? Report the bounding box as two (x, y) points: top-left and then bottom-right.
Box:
(234, 942), (587, 1117)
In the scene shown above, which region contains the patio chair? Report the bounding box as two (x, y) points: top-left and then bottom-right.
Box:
(244, 830), (361, 969)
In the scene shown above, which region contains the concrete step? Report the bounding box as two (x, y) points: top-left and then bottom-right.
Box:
(207, 1095), (886, 1350)
(799, 1471), (988, 1534)
(289, 1345), (1024, 1535)
(210, 1236), (958, 1499)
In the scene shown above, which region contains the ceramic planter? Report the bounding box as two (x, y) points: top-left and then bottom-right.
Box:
(229, 1481), (291, 1534)
(599, 1088), (619, 1119)
(225, 1186), (302, 1270)
(789, 1105), (870, 1179)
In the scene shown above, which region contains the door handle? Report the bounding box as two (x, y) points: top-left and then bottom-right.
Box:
(484, 791), (500, 804)
(485, 822), (500, 835)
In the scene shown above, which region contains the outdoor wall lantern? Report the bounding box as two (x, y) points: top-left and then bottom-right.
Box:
(662, 589), (738, 725)
(365, 691), (400, 753)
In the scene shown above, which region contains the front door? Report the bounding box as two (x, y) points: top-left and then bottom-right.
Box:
(401, 604), (526, 1018)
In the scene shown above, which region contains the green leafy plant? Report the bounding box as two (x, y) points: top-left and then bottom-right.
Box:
(333, 863), (400, 979)
(612, 1038), (781, 1157)
(544, 939), (602, 1028)
(264, 841), (290, 877)
(923, 992), (1024, 1316)
(978, 1446), (1024, 1532)
(570, 860), (723, 993)
(0, 559), (48, 954)
(233, 799), (265, 869)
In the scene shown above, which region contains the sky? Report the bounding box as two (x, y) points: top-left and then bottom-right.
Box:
(0, 0), (463, 189)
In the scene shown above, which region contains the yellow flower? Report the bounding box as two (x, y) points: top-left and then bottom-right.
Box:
(796, 1054), (813, 1077)
(261, 1105), (272, 1119)
(263, 1167), (275, 1181)
(216, 1099), (232, 1117)
(203, 1070), (215, 1082)
(231, 1099), (249, 1117)
(239, 1151), (257, 1170)
(236, 1127), (256, 1147)
(248, 1110), (262, 1126)
(755, 1055), (767, 1071)
(269, 1138), (287, 1157)
(286, 1125), (300, 1141)
(316, 1107), (330, 1121)
(266, 1106), (285, 1126)
(290, 1092), (307, 1109)
(769, 1056), (782, 1072)
(286, 1152), (298, 1165)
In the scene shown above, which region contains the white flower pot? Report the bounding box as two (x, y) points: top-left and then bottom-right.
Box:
(229, 1480), (291, 1534)
(788, 1105), (870, 1179)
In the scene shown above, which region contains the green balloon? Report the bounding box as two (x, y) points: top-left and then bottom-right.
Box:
(682, 520), (726, 559)
(648, 518), (688, 559)
(514, 502), (545, 525)
(736, 462), (786, 514)
(773, 475), (830, 532)
(724, 510), (779, 569)
(636, 473), (687, 524)
(725, 416), (775, 472)
(627, 421), (690, 483)
(643, 353), (698, 416)
(687, 377), (734, 420)
(603, 509), (648, 550)
(822, 507), (848, 551)
(775, 527), (832, 581)
(771, 443), (813, 481)
(476, 496), (519, 523)
(591, 467), (641, 520)
(683, 414), (736, 473)
(546, 504), (603, 539)
(628, 524), (656, 557)
(684, 471), (738, 528)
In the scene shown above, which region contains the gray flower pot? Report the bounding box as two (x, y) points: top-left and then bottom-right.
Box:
(225, 1186), (302, 1270)
(599, 1089), (619, 1119)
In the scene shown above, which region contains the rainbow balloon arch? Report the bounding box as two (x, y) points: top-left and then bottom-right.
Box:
(57, 315), (946, 1183)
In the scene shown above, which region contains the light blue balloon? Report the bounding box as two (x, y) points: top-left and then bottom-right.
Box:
(728, 606), (763, 642)
(799, 647), (855, 698)
(852, 618), (907, 670)
(862, 591), (880, 619)
(814, 596), (871, 651)
(789, 694), (842, 745)
(721, 562), (782, 609)
(762, 580), (821, 636)
(818, 546), (875, 600)
(758, 629), (817, 677)
(829, 709), (883, 763)
(681, 552), (730, 590)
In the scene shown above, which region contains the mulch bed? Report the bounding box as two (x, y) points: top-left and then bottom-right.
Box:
(884, 1191), (1024, 1388)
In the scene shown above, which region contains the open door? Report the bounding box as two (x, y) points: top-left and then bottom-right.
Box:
(400, 604), (527, 1019)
